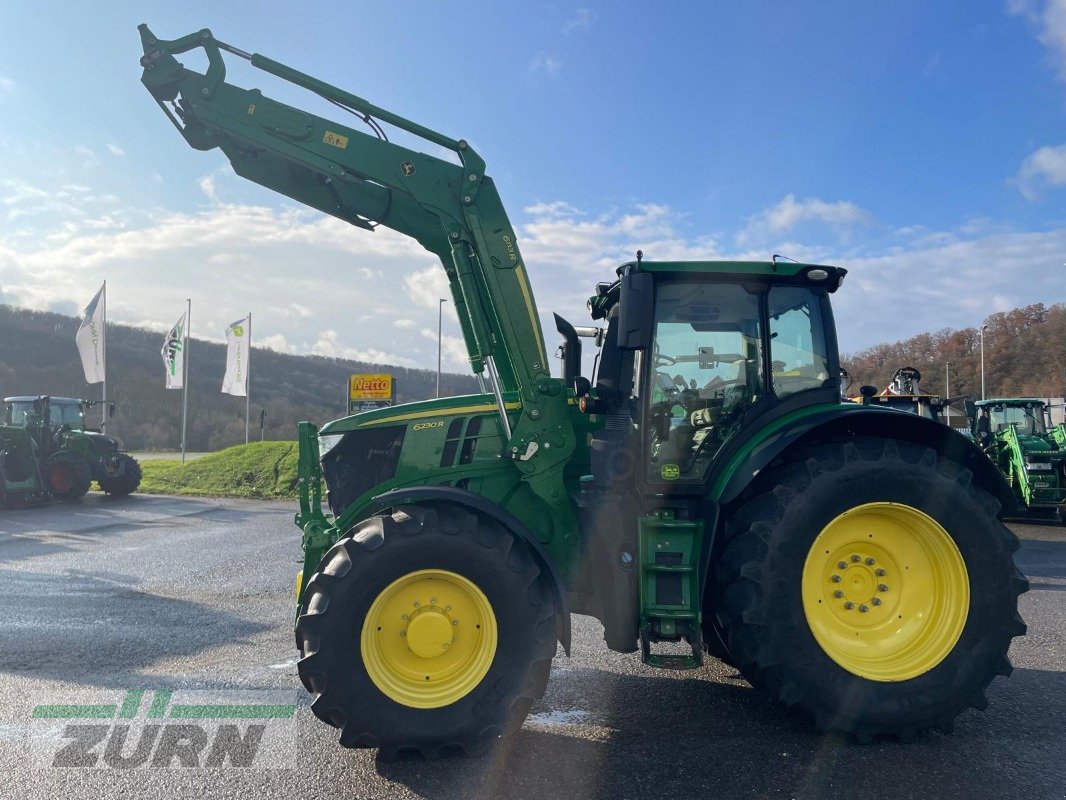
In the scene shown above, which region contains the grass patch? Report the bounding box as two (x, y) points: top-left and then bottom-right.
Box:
(139, 441), (300, 500)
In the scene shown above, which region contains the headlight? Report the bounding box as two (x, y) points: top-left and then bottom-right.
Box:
(318, 433), (345, 459)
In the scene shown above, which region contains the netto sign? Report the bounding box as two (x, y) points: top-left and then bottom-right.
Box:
(348, 373), (394, 415)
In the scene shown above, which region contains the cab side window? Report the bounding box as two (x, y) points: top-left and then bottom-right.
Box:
(768, 287), (830, 399)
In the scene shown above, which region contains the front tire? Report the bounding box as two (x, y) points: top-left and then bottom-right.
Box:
(98, 454), (142, 496)
(715, 438), (1028, 741)
(43, 453), (91, 501)
(296, 503), (557, 759)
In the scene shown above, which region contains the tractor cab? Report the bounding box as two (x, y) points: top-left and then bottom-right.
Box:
(4, 396), (86, 432)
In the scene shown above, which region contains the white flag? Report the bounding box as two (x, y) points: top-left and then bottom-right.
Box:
(161, 313), (186, 390)
(75, 284), (106, 384)
(222, 316), (249, 396)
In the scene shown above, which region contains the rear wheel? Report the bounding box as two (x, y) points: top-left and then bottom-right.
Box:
(715, 438), (1028, 741)
(98, 454), (142, 496)
(43, 453), (91, 501)
(296, 503), (557, 759)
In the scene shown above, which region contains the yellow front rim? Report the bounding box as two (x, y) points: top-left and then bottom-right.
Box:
(801, 502), (969, 682)
(360, 569), (497, 708)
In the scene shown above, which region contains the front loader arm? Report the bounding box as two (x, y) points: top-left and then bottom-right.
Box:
(137, 24), (550, 404)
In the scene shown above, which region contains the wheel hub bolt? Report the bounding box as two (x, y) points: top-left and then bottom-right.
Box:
(413, 601), (421, 607)
(851, 554), (861, 563)
(451, 619), (459, 626)
(837, 561), (848, 570)
(401, 613), (409, 621)
(859, 604), (869, 613)
(844, 601), (854, 610)
(430, 597), (437, 605)
(875, 568), (886, 577)
(833, 590), (844, 598)
(878, 584), (889, 592)
(865, 557), (875, 566)
(871, 598), (882, 606)
(831, 575), (842, 583)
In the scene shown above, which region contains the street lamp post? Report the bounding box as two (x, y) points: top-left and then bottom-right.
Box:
(980, 325), (988, 400)
(945, 361), (952, 423)
(437, 298), (448, 399)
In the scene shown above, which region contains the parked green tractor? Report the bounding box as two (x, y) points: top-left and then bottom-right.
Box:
(2, 396), (142, 500)
(0, 422), (48, 508)
(139, 25), (1028, 755)
(970, 398), (1066, 522)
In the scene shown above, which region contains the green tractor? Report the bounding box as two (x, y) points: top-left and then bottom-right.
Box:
(2, 396), (142, 500)
(970, 398), (1066, 522)
(0, 421), (49, 508)
(139, 25), (1028, 755)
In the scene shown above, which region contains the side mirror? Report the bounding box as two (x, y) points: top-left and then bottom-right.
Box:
(858, 385), (877, 405)
(964, 400), (976, 420)
(617, 271), (654, 351)
(572, 376), (591, 397)
(109, 403), (116, 419)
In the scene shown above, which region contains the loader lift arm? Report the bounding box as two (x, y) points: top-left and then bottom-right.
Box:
(137, 24), (552, 414)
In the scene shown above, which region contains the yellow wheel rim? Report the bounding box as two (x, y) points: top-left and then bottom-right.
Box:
(360, 569), (497, 708)
(801, 502), (969, 682)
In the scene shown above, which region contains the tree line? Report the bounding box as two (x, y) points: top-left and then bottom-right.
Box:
(841, 302), (1066, 402)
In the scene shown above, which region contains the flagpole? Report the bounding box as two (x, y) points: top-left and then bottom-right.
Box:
(245, 311), (251, 445)
(101, 280), (107, 434)
(181, 298), (191, 464)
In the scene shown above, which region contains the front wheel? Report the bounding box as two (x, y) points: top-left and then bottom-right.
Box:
(98, 454), (142, 496)
(715, 438), (1028, 741)
(295, 503), (557, 759)
(43, 453), (91, 501)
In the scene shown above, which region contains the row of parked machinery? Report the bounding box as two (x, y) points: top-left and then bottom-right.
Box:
(846, 367), (1066, 522)
(0, 395), (141, 507)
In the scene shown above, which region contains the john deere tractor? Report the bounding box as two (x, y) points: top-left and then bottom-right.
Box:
(139, 25), (1028, 756)
(3, 396), (142, 500)
(971, 398), (1066, 522)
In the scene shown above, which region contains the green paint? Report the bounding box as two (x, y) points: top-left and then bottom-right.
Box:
(147, 691), (172, 719)
(169, 704), (296, 719)
(32, 704), (116, 719)
(119, 690), (144, 718)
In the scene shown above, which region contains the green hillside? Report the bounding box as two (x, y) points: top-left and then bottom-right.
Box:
(0, 304), (478, 451)
(139, 441), (301, 499)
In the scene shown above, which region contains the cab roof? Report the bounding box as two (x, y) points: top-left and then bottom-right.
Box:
(622, 259), (846, 278)
(975, 398), (1048, 407)
(3, 396), (82, 404)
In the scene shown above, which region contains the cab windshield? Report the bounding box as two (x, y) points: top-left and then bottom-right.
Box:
(990, 404), (1047, 436)
(645, 283), (763, 481)
(6, 400), (84, 429)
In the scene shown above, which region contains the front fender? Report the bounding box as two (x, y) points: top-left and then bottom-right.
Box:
(717, 405), (1015, 513)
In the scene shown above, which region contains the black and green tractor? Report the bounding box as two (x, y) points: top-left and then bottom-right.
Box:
(0, 420), (48, 508)
(970, 398), (1066, 522)
(3, 396), (142, 501)
(140, 25), (1028, 756)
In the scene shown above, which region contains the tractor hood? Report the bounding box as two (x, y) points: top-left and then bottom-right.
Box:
(319, 393), (521, 436)
(1016, 433), (1056, 454)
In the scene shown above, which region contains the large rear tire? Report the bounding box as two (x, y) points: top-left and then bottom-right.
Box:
(714, 438), (1028, 741)
(98, 454), (142, 496)
(43, 453), (91, 501)
(296, 503), (557, 759)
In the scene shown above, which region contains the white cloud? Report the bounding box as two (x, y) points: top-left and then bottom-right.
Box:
(528, 51), (562, 77)
(562, 8), (596, 34)
(309, 329), (414, 366)
(402, 263), (453, 309)
(259, 333), (295, 353)
(1013, 143), (1066, 198)
(107, 143), (125, 157)
(420, 327), (468, 368)
(746, 194), (871, 236)
(1009, 0), (1066, 79)
(0, 76), (14, 94)
(393, 318), (416, 329)
(198, 174), (219, 203)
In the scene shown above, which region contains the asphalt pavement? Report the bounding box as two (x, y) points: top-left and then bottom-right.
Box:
(0, 494), (1062, 800)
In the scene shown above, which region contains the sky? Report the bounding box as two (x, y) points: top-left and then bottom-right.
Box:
(1, 1), (1064, 374)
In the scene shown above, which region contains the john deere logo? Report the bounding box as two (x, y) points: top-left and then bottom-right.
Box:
(661, 464), (680, 480)
(401, 161), (416, 176)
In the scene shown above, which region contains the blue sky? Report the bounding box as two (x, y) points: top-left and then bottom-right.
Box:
(1, 1), (1064, 372)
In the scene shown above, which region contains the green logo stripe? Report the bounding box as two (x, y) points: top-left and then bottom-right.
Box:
(119, 690), (144, 719)
(169, 704), (296, 719)
(32, 704), (117, 719)
(148, 691), (172, 718)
